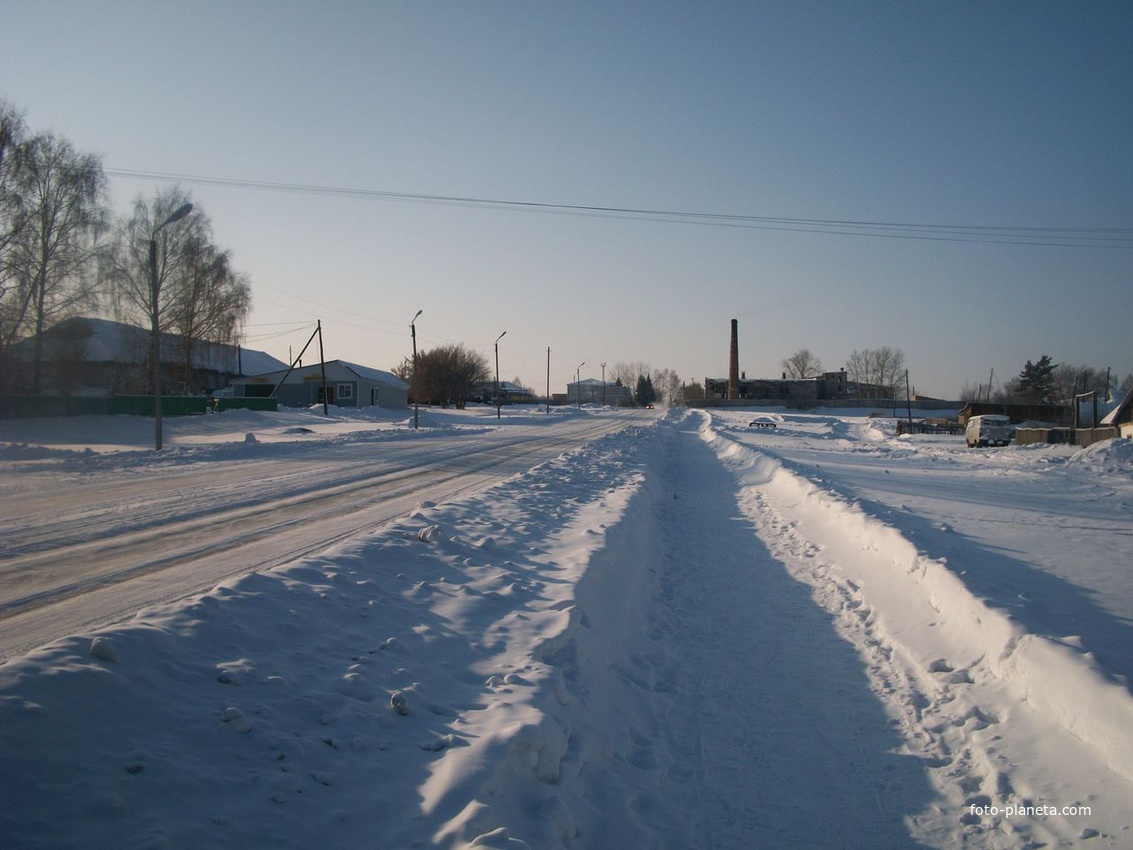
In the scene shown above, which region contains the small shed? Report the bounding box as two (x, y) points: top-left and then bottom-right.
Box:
(1100, 392), (1133, 439)
(234, 360), (408, 409)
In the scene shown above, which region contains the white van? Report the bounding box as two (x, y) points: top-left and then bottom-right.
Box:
(966, 414), (1014, 448)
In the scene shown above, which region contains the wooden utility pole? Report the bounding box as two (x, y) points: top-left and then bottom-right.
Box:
(317, 320), (328, 416)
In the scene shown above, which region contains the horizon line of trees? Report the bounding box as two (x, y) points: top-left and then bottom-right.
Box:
(1, 99), (251, 396)
(961, 356), (1132, 406)
(781, 347), (1131, 404)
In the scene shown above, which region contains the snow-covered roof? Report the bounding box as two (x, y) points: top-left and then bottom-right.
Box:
(19, 317), (287, 376)
(1100, 390), (1131, 426)
(568, 377), (609, 387)
(238, 360), (408, 389)
(338, 361), (408, 389)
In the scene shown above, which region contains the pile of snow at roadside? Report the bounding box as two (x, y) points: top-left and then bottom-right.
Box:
(701, 412), (1132, 847)
(1066, 436), (1133, 478)
(0, 419), (662, 848)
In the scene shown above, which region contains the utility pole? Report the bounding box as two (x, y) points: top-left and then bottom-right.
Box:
(317, 320), (329, 416)
(494, 330), (507, 420)
(411, 310), (422, 429)
(148, 202), (193, 452)
(546, 347), (551, 414)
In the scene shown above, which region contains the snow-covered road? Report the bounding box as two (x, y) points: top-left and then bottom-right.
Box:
(0, 408), (640, 659)
(1, 405), (1129, 848)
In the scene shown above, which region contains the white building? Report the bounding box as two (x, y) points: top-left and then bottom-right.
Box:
(233, 360), (408, 409)
(564, 377), (632, 406)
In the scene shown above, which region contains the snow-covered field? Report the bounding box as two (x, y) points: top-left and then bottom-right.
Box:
(1, 405), (1130, 848)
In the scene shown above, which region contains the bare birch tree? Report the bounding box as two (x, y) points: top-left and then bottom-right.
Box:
(846, 347), (905, 398)
(103, 187), (250, 393)
(5, 131), (107, 391)
(0, 102), (28, 390)
(167, 236), (251, 392)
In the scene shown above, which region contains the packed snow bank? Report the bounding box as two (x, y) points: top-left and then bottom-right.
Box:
(0, 418), (659, 848)
(702, 413), (1133, 846)
(0, 403), (586, 460)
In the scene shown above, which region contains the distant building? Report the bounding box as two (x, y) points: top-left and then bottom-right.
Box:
(702, 369), (881, 404)
(233, 360), (408, 409)
(5, 316), (286, 396)
(564, 377), (633, 406)
(473, 380), (536, 404)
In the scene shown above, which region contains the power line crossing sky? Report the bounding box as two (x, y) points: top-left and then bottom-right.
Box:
(4, 1), (1132, 396)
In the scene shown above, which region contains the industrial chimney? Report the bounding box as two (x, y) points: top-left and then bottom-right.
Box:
(728, 318), (740, 400)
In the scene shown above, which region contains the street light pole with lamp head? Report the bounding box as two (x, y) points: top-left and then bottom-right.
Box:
(576, 361), (585, 409)
(149, 202), (193, 451)
(410, 309), (422, 429)
(494, 330), (507, 419)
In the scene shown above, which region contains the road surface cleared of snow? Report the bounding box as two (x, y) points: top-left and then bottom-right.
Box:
(1, 405), (1130, 848)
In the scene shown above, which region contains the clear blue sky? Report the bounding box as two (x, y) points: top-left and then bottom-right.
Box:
(4, 1), (1131, 397)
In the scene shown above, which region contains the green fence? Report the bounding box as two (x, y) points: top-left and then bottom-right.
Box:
(215, 397), (278, 413)
(0, 395), (210, 419)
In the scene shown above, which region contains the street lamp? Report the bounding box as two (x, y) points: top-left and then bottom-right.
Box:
(149, 202), (193, 451)
(494, 330), (507, 419)
(410, 309), (422, 429)
(576, 361), (585, 409)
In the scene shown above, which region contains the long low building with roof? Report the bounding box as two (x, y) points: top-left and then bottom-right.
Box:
(6, 316), (287, 396)
(233, 360), (408, 409)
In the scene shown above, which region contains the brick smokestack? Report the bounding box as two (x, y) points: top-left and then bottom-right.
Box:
(728, 318), (740, 400)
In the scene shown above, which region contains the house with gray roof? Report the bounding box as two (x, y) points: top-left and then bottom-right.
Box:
(233, 360), (408, 409)
(6, 316), (287, 396)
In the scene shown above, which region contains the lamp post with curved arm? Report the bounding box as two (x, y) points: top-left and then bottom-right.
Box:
(411, 310), (422, 429)
(576, 361), (585, 409)
(494, 330), (507, 419)
(149, 202), (193, 451)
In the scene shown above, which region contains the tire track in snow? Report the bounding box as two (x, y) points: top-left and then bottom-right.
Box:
(0, 415), (633, 660)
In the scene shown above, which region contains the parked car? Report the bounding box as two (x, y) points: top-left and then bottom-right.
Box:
(966, 414), (1014, 448)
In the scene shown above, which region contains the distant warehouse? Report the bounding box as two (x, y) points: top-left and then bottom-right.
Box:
(233, 360), (408, 409)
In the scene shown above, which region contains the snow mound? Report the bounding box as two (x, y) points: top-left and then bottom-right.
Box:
(1067, 437), (1133, 477)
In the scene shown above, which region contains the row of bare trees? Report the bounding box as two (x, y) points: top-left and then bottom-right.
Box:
(1, 100), (250, 395)
(780, 347), (907, 398)
(961, 359), (1131, 405)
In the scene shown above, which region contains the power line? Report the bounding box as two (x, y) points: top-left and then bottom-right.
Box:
(105, 167), (1133, 248)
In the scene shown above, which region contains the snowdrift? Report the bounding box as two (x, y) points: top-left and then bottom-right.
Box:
(702, 414), (1133, 844)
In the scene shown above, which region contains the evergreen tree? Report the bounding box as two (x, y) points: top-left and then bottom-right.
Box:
(1018, 355), (1058, 403)
(634, 374), (656, 406)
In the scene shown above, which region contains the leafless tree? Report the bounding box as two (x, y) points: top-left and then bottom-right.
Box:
(414, 343), (489, 408)
(2, 130), (107, 391)
(103, 187), (250, 393)
(610, 360), (652, 390)
(0, 102), (28, 391)
(651, 367), (683, 407)
(680, 380), (705, 402)
(846, 347), (905, 399)
(958, 381), (983, 402)
(167, 236), (251, 392)
(780, 348), (824, 379)
(1051, 363), (1112, 404)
